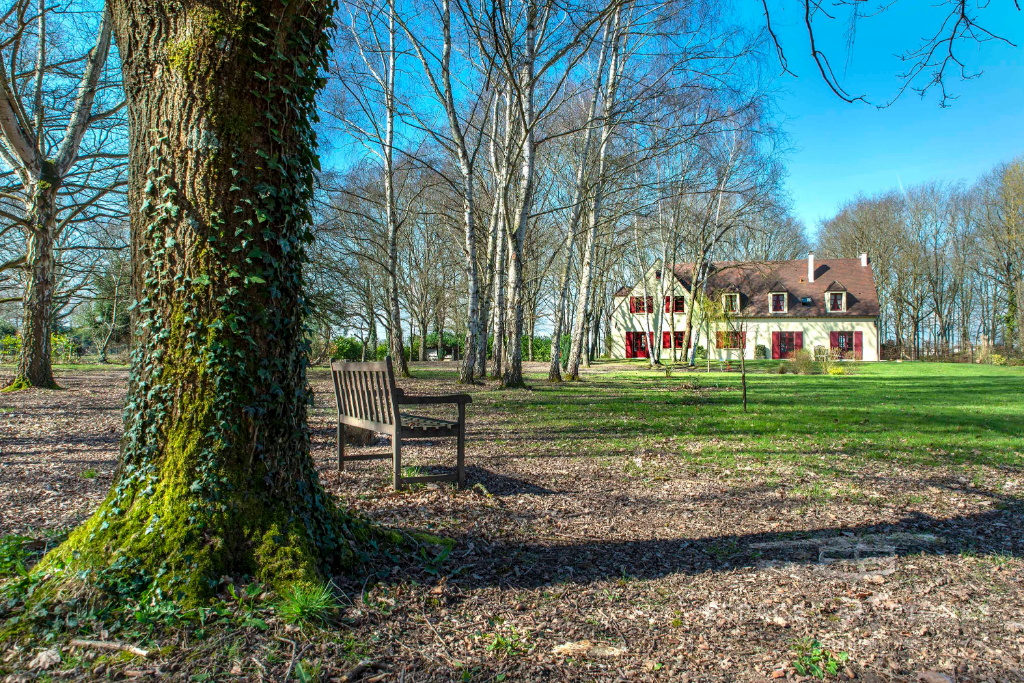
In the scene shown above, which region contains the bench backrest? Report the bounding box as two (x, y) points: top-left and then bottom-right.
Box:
(330, 357), (399, 434)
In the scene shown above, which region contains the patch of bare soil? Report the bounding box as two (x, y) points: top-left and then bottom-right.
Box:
(1, 364), (1021, 682)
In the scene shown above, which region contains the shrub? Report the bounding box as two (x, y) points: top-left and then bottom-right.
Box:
(991, 353), (1006, 366)
(827, 366), (846, 375)
(50, 333), (83, 363)
(331, 337), (364, 361)
(662, 364), (675, 377)
(819, 347), (842, 375)
(0, 334), (19, 362)
(813, 345), (828, 361)
(775, 362), (788, 374)
(792, 349), (815, 375)
(754, 344), (768, 360)
(693, 344), (706, 360)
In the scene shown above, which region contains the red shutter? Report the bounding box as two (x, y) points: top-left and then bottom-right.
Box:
(794, 332), (803, 352)
(741, 332), (746, 348)
(830, 331), (839, 348)
(662, 331), (671, 348)
(664, 296), (671, 313)
(772, 331), (780, 359)
(854, 331), (863, 360)
(716, 331), (723, 349)
(646, 296), (654, 312)
(625, 332), (634, 358)
(649, 332), (655, 354)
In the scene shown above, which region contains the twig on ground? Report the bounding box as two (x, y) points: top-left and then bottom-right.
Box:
(422, 608), (456, 663)
(69, 639), (149, 659)
(340, 658), (375, 681)
(279, 638), (300, 683)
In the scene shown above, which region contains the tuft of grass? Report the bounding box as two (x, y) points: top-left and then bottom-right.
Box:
(276, 583), (339, 626)
(295, 659), (322, 683)
(81, 468), (97, 479)
(791, 638), (850, 678)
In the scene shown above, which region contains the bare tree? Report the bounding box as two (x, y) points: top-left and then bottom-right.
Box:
(0, 0), (123, 388)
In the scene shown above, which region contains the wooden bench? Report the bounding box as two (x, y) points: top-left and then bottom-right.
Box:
(330, 357), (471, 490)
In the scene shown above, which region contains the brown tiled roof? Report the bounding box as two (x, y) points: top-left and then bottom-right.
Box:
(669, 258), (879, 318)
(613, 285), (631, 297)
(824, 280), (847, 291)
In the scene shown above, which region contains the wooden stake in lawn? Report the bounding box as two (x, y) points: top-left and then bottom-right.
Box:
(39, 0), (372, 602)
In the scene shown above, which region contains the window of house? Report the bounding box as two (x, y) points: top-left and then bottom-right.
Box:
(664, 295), (685, 313)
(723, 294), (738, 312)
(717, 330), (745, 349)
(829, 292), (845, 312)
(833, 331), (853, 352)
(771, 293), (787, 313)
(630, 296), (654, 313)
(662, 331), (687, 348)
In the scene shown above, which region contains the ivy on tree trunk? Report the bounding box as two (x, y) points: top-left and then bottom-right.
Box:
(41, 0), (371, 602)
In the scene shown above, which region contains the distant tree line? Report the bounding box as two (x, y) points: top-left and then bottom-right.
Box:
(818, 157), (1024, 360)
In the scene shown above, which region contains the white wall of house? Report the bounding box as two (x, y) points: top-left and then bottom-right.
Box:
(608, 270), (880, 362)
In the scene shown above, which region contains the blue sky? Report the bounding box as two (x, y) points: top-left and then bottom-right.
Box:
(758, 2), (1023, 237)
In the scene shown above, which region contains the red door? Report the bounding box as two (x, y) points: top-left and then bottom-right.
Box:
(635, 332), (649, 359)
(626, 331), (654, 358)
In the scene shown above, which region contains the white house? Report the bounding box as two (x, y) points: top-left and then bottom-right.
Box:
(609, 254), (880, 362)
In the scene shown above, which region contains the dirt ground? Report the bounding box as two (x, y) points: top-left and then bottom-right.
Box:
(1, 364), (1022, 682)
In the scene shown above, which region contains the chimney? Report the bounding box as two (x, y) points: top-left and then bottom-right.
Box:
(860, 252), (868, 267)
(807, 253), (815, 283)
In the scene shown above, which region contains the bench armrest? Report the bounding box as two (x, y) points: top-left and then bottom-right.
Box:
(396, 393), (472, 405)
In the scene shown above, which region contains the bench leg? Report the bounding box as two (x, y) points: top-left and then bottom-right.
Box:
(457, 403), (466, 489)
(392, 432), (403, 491)
(338, 422), (345, 472)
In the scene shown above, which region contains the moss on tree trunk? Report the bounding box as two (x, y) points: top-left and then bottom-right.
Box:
(39, 0), (370, 603)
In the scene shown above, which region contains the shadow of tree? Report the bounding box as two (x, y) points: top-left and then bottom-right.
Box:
(445, 505), (1020, 591)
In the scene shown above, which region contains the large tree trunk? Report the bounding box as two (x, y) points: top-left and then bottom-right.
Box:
(44, 0), (364, 602)
(12, 183), (59, 389)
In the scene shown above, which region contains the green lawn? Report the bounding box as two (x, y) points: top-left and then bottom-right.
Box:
(432, 361), (1024, 473)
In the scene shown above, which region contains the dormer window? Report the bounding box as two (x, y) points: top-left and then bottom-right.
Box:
(824, 281), (847, 313)
(723, 293), (739, 313)
(770, 293), (787, 313)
